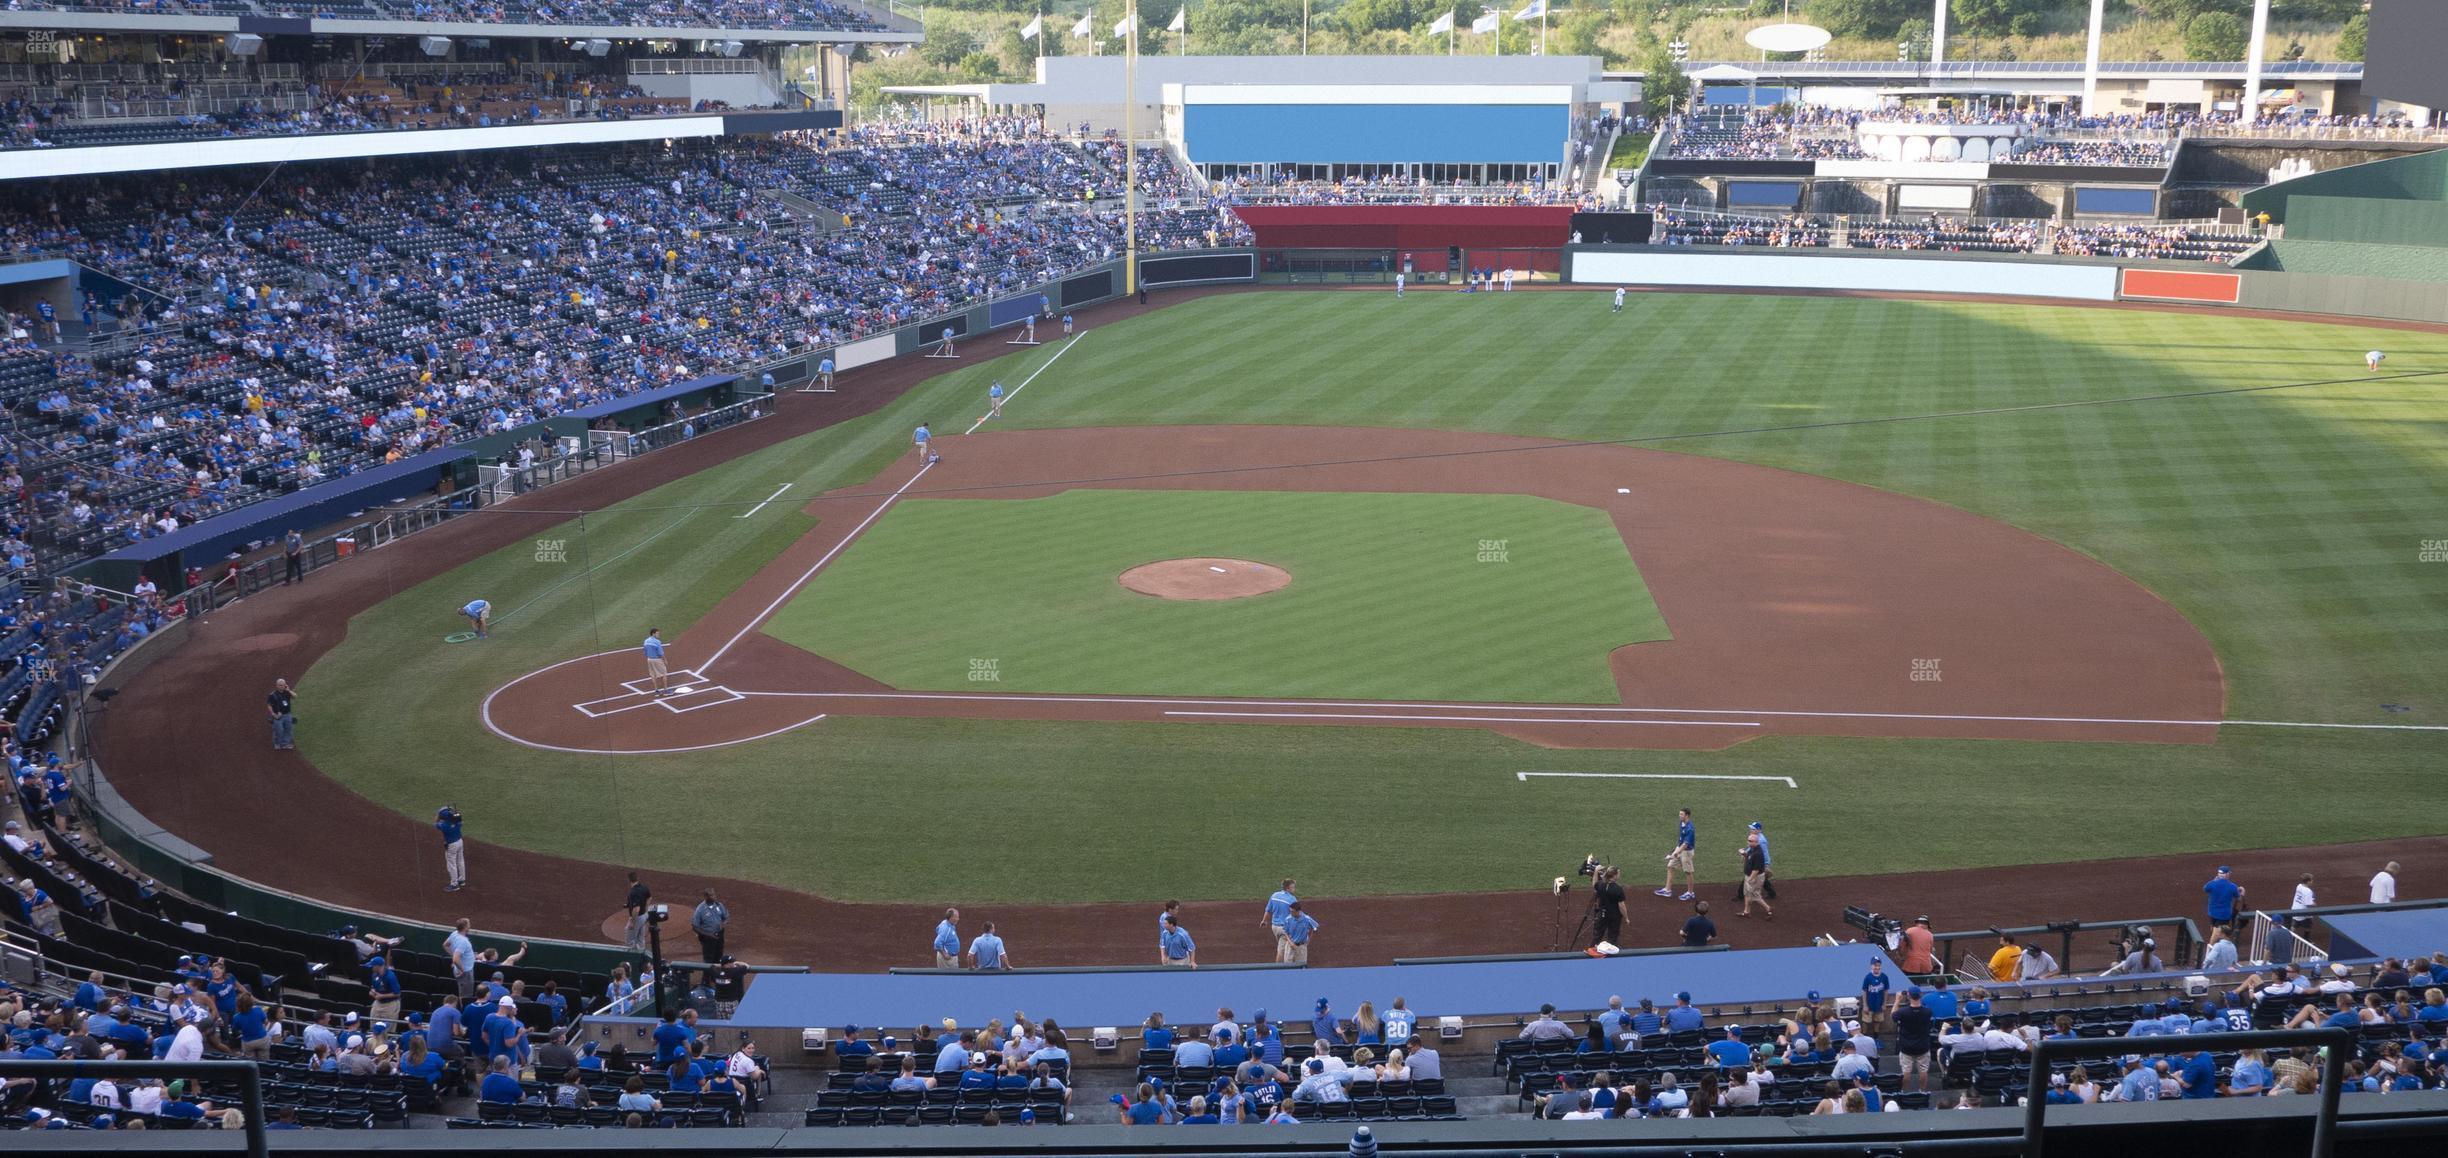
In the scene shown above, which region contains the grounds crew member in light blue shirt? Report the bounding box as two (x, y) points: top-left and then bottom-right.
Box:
(1281, 903), (1320, 965)
(1161, 915), (1197, 968)
(988, 381), (1005, 418)
(642, 629), (670, 694)
(932, 908), (960, 968)
(459, 599), (490, 638)
(969, 922), (1010, 970)
(1264, 879), (1298, 961)
(913, 423), (935, 464)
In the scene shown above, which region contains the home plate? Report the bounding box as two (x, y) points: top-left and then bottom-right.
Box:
(1208, 565), (1229, 573)
(671, 685), (699, 695)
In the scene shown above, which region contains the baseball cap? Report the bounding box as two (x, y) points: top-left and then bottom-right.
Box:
(1316, 998), (1330, 1011)
(1807, 990), (1821, 1002)
(844, 1025), (860, 1036)
(498, 997), (515, 1008)
(1676, 991), (1692, 1003)
(2217, 866), (2231, 874)
(1905, 986), (1924, 998)
(2333, 963), (2351, 976)
(345, 1034), (363, 1049)
(1109, 1094), (1129, 1106)
(1018, 1108), (1035, 1122)
(1748, 821), (1763, 831)
(436, 807), (450, 818)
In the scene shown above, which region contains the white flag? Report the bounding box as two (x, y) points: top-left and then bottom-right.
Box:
(1072, 12), (1092, 37)
(1427, 8), (1453, 33)
(1514, 0), (1543, 18)
(1167, 6), (1185, 32)
(1114, 13), (1134, 38)
(1020, 12), (1043, 39)
(1470, 9), (1498, 33)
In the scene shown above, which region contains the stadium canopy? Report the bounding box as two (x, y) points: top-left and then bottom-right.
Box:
(1690, 64), (1760, 83)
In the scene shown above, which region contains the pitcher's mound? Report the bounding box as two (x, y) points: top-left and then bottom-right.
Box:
(1120, 558), (1291, 601)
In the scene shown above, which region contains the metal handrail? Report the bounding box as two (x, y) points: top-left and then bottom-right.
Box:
(0, 1058), (267, 1156)
(2022, 1027), (2351, 1158)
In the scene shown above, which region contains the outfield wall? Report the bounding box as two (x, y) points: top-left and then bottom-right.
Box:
(1569, 247), (2121, 302)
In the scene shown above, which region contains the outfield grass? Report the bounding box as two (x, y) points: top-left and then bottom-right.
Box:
(300, 291), (2448, 903)
(763, 489), (1665, 702)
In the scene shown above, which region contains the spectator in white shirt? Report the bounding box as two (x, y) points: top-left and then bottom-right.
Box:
(165, 1022), (206, 1062)
(2371, 862), (2400, 905)
(2294, 875), (2317, 910)
(2019, 944), (2061, 981)
(2317, 963), (2358, 995)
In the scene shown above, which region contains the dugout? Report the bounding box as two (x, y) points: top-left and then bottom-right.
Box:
(551, 373), (748, 439)
(80, 444), (476, 594)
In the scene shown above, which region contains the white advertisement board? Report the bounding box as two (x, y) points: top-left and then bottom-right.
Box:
(1572, 251), (2119, 302)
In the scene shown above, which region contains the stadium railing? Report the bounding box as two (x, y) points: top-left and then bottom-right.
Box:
(0, 1058), (269, 1156)
(2021, 1027), (2351, 1158)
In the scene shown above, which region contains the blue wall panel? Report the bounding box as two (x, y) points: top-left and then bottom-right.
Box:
(2074, 186), (2157, 215)
(1183, 103), (1567, 164)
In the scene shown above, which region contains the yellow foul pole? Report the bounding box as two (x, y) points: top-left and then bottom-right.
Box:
(1124, 0), (1140, 296)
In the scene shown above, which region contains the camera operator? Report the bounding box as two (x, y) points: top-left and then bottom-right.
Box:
(434, 806), (468, 892)
(1590, 867), (1626, 948)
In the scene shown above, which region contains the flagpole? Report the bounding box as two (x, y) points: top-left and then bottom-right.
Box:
(1125, 0), (1138, 297)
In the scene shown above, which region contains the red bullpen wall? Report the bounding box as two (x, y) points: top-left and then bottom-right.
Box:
(1233, 205), (1576, 272)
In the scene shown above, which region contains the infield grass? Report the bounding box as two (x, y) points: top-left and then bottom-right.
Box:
(762, 489), (1666, 702)
(300, 290), (2448, 903)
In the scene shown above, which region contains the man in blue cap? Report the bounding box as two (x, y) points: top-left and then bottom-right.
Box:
(2203, 865), (2244, 932)
(1311, 999), (1343, 1046)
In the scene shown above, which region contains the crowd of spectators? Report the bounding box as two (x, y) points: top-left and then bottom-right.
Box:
(2, 0), (890, 33)
(2054, 222), (2256, 263)
(2009, 140), (2172, 166)
(1649, 207), (2257, 264)
(0, 62), (753, 152)
(1660, 105), (2200, 166)
(1213, 174), (1591, 207)
(0, 123), (1245, 574)
(1850, 216), (2045, 254)
(1651, 211), (1831, 248)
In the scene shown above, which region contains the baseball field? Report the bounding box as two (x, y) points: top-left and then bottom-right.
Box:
(113, 287), (2448, 963)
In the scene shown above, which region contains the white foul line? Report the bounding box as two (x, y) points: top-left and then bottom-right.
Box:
(1517, 771), (1799, 788)
(685, 688), (2444, 733)
(736, 483), (793, 518)
(964, 332), (1082, 435)
(1163, 710), (1759, 727)
(701, 334), (1087, 673)
(699, 459), (935, 673)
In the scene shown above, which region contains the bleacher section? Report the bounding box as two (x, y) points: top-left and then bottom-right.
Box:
(0, 127), (1245, 578)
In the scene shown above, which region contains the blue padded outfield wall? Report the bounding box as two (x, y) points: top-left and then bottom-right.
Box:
(1182, 103), (1567, 164)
